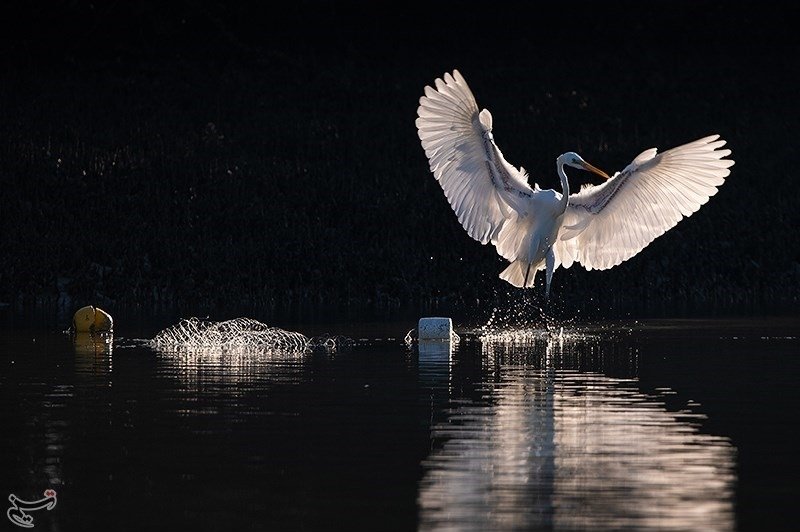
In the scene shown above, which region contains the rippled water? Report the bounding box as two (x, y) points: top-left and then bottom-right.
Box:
(1, 315), (797, 530)
(419, 336), (734, 531)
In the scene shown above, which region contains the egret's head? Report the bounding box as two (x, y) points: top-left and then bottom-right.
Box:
(559, 152), (610, 179)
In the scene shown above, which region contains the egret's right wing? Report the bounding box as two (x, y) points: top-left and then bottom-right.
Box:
(553, 135), (734, 270)
(416, 70), (537, 252)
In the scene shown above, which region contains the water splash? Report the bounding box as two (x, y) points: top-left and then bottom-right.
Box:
(478, 325), (584, 346)
(480, 288), (582, 333)
(475, 288), (638, 349)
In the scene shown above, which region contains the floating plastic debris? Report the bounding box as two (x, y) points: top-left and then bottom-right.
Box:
(405, 321), (460, 347)
(72, 305), (114, 333)
(418, 317), (453, 340)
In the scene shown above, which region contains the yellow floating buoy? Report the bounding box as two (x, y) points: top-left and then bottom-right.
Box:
(72, 305), (114, 333)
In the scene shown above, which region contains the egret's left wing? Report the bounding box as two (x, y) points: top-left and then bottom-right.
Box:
(416, 70), (538, 257)
(554, 135), (734, 270)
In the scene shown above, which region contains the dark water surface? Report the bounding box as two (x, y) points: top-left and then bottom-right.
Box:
(1, 315), (798, 531)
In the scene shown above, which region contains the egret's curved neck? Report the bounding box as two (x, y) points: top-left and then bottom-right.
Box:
(557, 161), (570, 212)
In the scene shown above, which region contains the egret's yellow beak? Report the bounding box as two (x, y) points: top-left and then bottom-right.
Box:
(581, 160), (610, 180)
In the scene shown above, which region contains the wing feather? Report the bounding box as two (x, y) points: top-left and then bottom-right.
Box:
(554, 135), (734, 270)
(416, 70), (536, 249)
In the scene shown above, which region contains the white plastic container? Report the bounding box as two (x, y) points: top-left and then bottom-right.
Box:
(418, 317), (453, 341)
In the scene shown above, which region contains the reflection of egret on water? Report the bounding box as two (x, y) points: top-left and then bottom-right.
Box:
(417, 329), (735, 531)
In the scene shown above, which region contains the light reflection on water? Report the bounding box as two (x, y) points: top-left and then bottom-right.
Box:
(417, 329), (736, 531)
(150, 345), (313, 430)
(163, 347), (311, 389)
(5, 317), (796, 530)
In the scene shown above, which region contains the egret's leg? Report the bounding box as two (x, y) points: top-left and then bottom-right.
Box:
(523, 261), (533, 288)
(545, 248), (555, 299)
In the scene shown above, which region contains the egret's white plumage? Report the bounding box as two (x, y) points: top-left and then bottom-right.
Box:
(415, 70), (734, 297)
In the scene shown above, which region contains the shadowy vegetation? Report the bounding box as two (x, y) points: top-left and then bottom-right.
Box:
(1, 1), (797, 321)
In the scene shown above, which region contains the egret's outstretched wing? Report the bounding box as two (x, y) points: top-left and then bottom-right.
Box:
(554, 135), (734, 270)
(416, 70), (537, 256)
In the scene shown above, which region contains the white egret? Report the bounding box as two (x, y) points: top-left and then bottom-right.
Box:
(416, 70), (734, 297)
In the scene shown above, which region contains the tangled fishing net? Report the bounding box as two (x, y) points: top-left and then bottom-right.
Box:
(149, 317), (352, 354)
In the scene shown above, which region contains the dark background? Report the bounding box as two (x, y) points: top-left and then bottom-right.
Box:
(1, 0), (797, 322)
